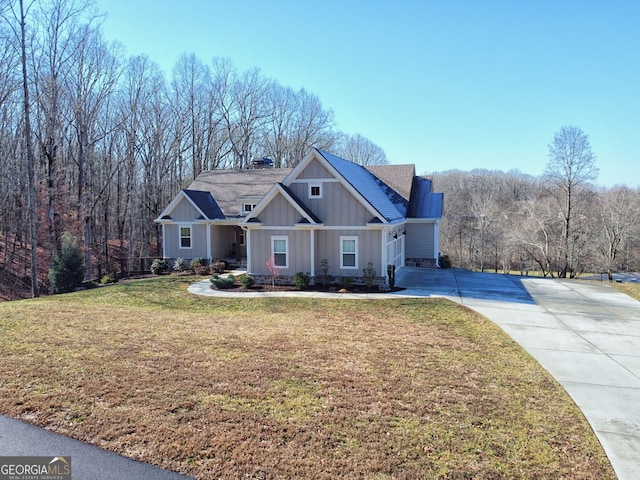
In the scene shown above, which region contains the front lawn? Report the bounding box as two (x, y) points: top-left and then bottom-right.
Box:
(0, 277), (614, 479)
(612, 280), (640, 301)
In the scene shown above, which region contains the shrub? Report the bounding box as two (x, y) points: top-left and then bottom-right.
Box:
(210, 260), (226, 274)
(319, 259), (329, 288)
(240, 274), (255, 288)
(48, 232), (85, 294)
(439, 254), (452, 269)
(362, 262), (376, 288)
(340, 276), (354, 289)
(190, 257), (209, 275)
(100, 273), (117, 284)
(210, 274), (236, 289)
(293, 272), (310, 290)
(150, 258), (169, 275)
(173, 257), (187, 272)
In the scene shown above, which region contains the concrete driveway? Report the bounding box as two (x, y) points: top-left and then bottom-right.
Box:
(396, 267), (640, 480)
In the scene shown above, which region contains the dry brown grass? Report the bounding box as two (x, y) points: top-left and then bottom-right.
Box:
(612, 280), (640, 301)
(0, 277), (614, 479)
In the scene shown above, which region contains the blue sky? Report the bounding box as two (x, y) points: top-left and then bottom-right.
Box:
(94, 0), (639, 187)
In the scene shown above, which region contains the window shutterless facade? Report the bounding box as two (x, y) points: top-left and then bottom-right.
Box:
(272, 235), (289, 268)
(340, 236), (358, 269)
(308, 183), (322, 199)
(179, 225), (192, 249)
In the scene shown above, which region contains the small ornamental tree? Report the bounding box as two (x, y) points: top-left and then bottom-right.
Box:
(266, 255), (278, 287)
(49, 233), (85, 294)
(363, 262), (376, 289)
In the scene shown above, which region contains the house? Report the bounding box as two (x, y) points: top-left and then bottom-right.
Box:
(155, 149), (443, 287)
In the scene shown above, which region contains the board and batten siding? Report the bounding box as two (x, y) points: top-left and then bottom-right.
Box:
(170, 197), (201, 222)
(249, 229), (311, 275)
(316, 229), (382, 276)
(405, 222), (436, 259)
(288, 181), (371, 226)
(163, 223), (209, 259)
(294, 157), (334, 179)
(258, 193), (300, 226)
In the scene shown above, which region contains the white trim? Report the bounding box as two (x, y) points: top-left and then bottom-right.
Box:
(271, 235), (289, 269)
(240, 202), (257, 216)
(206, 224), (211, 260)
(381, 230), (387, 272)
(290, 178), (339, 184)
(340, 236), (358, 270)
(405, 218), (440, 223)
(242, 225), (381, 231)
(178, 224), (193, 250)
(434, 221), (440, 266)
(162, 224), (167, 258)
(240, 184), (320, 226)
(244, 226), (252, 272)
(155, 190), (209, 222)
(308, 183), (323, 199)
(310, 229), (315, 277)
(281, 149), (389, 224)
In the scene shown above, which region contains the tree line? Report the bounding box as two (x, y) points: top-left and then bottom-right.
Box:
(432, 126), (640, 279)
(0, 0), (387, 297)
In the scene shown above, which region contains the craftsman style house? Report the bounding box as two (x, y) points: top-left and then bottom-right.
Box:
(155, 149), (443, 286)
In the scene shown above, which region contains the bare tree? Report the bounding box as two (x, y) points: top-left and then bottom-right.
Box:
(336, 132), (388, 165)
(171, 53), (210, 180)
(2, 0), (40, 296)
(594, 187), (640, 280)
(544, 126), (598, 277)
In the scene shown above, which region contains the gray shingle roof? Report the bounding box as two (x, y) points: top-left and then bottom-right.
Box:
(365, 164), (415, 201)
(317, 150), (405, 223)
(188, 168), (291, 217)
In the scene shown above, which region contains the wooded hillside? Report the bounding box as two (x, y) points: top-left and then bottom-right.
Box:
(0, 0), (387, 298)
(1, 1), (637, 300)
(433, 167), (640, 279)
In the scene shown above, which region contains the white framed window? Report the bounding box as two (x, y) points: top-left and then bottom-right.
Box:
(179, 225), (192, 249)
(340, 236), (358, 269)
(308, 183), (323, 199)
(271, 235), (289, 268)
(243, 203), (257, 214)
(239, 230), (246, 246)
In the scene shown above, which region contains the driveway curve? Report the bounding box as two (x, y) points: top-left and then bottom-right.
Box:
(190, 268), (640, 478)
(189, 267), (640, 480)
(396, 268), (640, 480)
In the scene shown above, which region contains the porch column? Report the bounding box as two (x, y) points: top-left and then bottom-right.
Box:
(244, 227), (251, 273)
(161, 224), (166, 258)
(434, 221), (440, 267)
(310, 229), (315, 277)
(206, 223), (212, 261)
(381, 229), (388, 273)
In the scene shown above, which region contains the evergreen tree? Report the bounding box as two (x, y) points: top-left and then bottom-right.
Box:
(49, 233), (85, 293)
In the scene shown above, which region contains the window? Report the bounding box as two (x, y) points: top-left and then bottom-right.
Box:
(340, 236), (358, 269)
(179, 225), (192, 249)
(243, 203), (257, 214)
(308, 183), (323, 199)
(239, 230), (246, 246)
(271, 236), (288, 268)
